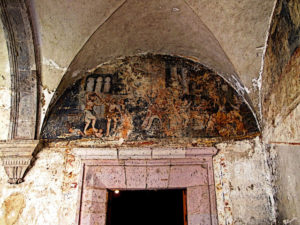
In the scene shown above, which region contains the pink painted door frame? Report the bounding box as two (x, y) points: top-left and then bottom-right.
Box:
(75, 147), (218, 225)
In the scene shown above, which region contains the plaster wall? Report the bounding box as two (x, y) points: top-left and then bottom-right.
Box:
(261, 1), (300, 223)
(31, 0), (275, 118)
(185, 0), (275, 111)
(265, 103), (300, 224)
(0, 139), (273, 225)
(272, 145), (300, 225)
(0, 21), (11, 140)
(214, 138), (274, 225)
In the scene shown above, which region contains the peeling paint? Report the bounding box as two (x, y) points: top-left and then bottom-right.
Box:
(42, 55), (259, 143)
(43, 57), (67, 72)
(71, 70), (81, 78)
(39, 88), (55, 133)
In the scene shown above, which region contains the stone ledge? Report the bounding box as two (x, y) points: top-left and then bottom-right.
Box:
(72, 147), (218, 160)
(0, 140), (39, 184)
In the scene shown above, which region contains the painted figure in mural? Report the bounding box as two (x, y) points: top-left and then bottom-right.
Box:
(178, 98), (191, 128)
(103, 76), (111, 93)
(84, 92), (103, 135)
(86, 77), (95, 92)
(94, 76), (106, 119)
(141, 90), (163, 131)
(165, 97), (191, 137)
(179, 67), (189, 95)
(95, 76), (103, 93)
(42, 55), (259, 141)
(105, 97), (122, 137)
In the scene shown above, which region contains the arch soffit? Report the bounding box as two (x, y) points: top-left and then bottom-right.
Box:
(45, 0), (259, 134)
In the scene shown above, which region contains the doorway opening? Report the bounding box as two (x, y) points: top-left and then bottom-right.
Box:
(106, 189), (187, 225)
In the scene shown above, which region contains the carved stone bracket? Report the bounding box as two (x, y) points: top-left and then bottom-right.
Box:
(0, 140), (39, 184)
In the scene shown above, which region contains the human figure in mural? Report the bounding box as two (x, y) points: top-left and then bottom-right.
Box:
(141, 89), (163, 131)
(94, 76), (106, 119)
(179, 67), (189, 95)
(103, 76), (111, 93)
(42, 55), (259, 141)
(105, 97), (122, 137)
(84, 92), (103, 135)
(86, 77), (95, 92)
(95, 76), (103, 92)
(178, 98), (191, 128)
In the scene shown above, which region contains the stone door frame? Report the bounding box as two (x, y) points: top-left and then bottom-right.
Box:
(74, 147), (218, 225)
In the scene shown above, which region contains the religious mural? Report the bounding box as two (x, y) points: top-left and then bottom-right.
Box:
(41, 55), (259, 142)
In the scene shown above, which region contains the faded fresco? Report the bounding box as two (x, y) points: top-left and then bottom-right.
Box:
(41, 55), (259, 142)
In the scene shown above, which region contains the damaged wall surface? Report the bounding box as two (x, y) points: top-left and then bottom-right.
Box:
(0, 0), (299, 225)
(0, 19), (10, 140)
(0, 138), (274, 225)
(42, 55), (259, 144)
(262, 0), (300, 224)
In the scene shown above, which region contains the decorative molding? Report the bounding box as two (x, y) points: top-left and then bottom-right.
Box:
(76, 147), (218, 225)
(0, 0), (40, 139)
(0, 140), (39, 184)
(72, 147), (218, 160)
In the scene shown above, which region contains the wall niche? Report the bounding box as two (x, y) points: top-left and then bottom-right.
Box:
(41, 54), (259, 146)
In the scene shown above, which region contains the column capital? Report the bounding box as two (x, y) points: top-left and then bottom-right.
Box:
(0, 140), (39, 184)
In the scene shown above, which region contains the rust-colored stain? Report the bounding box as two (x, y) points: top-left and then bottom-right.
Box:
(0, 193), (25, 225)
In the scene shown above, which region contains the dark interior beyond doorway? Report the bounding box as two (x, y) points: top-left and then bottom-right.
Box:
(106, 189), (187, 225)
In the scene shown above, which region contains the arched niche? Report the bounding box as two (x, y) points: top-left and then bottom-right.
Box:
(41, 54), (259, 145)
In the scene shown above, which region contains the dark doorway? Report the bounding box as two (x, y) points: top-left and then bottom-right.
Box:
(106, 189), (187, 225)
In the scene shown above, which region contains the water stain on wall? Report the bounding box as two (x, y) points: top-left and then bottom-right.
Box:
(0, 193), (25, 225)
(41, 55), (259, 143)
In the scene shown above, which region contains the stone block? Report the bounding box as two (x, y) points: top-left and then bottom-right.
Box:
(187, 186), (210, 214)
(146, 166), (170, 189)
(7, 8), (28, 41)
(170, 158), (206, 166)
(80, 213), (106, 225)
(207, 162), (215, 185)
(146, 159), (171, 166)
(188, 214), (212, 225)
(81, 201), (106, 214)
(124, 159), (147, 166)
(169, 165), (208, 187)
(16, 120), (35, 139)
(86, 166), (126, 189)
(74, 148), (118, 160)
(209, 185), (217, 215)
(152, 148), (186, 159)
(211, 215), (218, 225)
(125, 166), (147, 189)
(186, 147), (217, 157)
(119, 148), (152, 159)
(83, 188), (107, 203)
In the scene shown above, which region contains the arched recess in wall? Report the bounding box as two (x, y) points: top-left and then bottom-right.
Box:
(41, 54), (259, 145)
(45, 0), (260, 134)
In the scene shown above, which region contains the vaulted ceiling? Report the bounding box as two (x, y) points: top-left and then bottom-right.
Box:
(34, 0), (275, 102)
(0, 0), (277, 139)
